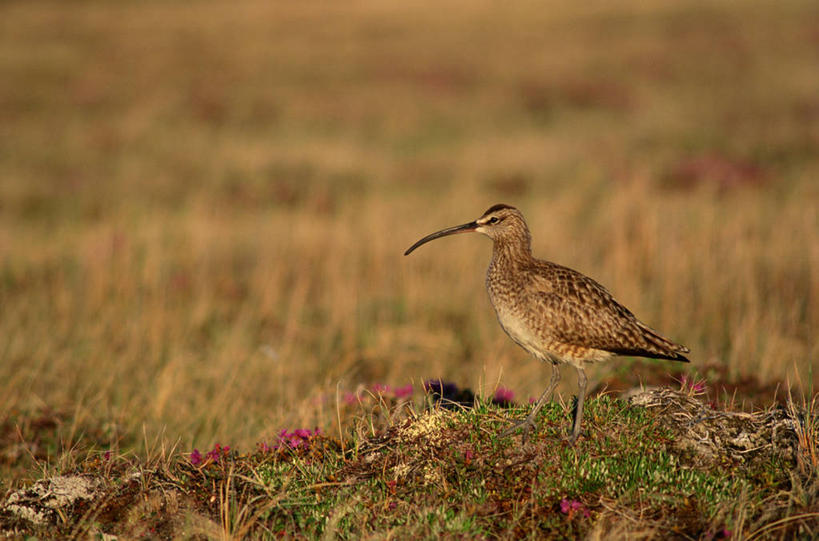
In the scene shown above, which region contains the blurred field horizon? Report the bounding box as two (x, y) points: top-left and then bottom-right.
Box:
(1, 0), (817, 469)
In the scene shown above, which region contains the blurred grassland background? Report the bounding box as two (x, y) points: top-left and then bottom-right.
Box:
(0, 0), (817, 457)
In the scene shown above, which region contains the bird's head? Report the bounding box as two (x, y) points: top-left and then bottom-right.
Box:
(404, 204), (530, 255)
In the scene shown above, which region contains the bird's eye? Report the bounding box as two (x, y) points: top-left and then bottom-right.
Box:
(488, 217), (500, 224)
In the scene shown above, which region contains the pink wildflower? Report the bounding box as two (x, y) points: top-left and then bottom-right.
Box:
(393, 384), (413, 399)
(206, 445), (219, 461)
(559, 498), (590, 519)
(204, 443), (230, 463)
(493, 386), (515, 405)
(681, 375), (707, 395)
(463, 448), (474, 465)
(272, 427), (321, 450)
(190, 449), (203, 466)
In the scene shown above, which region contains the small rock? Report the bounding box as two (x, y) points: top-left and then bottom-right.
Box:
(628, 388), (799, 467)
(2, 475), (100, 526)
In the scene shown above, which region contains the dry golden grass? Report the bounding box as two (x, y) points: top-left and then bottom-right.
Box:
(0, 0), (817, 458)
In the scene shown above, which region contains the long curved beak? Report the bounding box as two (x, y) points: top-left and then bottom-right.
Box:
(404, 221), (478, 255)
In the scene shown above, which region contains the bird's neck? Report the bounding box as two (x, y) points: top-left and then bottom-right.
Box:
(491, 233), (533, 268)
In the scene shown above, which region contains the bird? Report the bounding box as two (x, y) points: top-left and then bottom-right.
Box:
(404, 204), (690, 442)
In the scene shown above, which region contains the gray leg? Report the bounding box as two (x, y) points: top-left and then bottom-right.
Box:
(569, 366), (588, 443)
(501, 363), (560, 442)
(527, 363), (561, 422)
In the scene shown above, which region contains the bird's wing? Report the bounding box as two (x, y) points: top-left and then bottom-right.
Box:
(527, 265), (688, 361)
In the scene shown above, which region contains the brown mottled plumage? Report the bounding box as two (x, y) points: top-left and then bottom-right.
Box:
(405, 204), (690, 442)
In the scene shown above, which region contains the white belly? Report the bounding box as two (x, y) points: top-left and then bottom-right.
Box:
(495, 308), (552, 361)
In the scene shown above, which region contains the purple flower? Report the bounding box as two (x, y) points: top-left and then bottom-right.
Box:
(680, 375), (707, 394)
(424, 380), (458, 396)
(190, 449), (203, 466)
(103, 450), (112, 461)
(393, 384), (413, 399)
(203, 443), (230, 463)
(423, 380), (475, 409)
(205, 445), (220, 462)
(372, 383), (391, 394)
(493, 386), (515, 405)
(271, 427), (321, 450)
(559, 498), (590, 519)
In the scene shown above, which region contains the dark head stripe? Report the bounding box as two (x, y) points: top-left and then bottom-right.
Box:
(482, 203), (516, 217)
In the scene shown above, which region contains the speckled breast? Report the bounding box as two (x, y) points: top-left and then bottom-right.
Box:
(486, 270), (554, 362)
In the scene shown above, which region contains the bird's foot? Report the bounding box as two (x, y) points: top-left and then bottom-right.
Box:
(500, 417), (537, 443)
(564, 429), (587, 446)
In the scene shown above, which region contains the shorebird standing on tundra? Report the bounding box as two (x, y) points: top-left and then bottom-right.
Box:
(404, 204), (690, 442)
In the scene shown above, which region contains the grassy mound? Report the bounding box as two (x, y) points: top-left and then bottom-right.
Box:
(2, 389), (816, 539)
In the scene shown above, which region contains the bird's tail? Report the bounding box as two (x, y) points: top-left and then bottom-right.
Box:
(637, 321), (691, 362)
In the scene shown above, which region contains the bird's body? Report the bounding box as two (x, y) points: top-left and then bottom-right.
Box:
(486, 250), (688, 368)
(405, 204), (690, 442)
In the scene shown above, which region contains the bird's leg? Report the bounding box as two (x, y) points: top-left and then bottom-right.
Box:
(528, 362), (561, 421)
(568, 366), (588, 443)
(501, 363), (560, 442)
